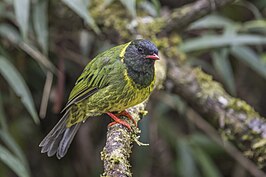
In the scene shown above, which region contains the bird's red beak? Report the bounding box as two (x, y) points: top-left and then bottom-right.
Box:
(146, 53), (160, 60)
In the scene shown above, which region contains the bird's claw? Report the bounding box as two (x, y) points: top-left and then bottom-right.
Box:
(107, 111), (136, 130)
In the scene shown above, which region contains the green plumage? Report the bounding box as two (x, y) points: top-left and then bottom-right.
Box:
(39, 39), (159, 159)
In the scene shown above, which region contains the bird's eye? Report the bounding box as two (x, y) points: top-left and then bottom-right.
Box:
(138, 47), (144, 53)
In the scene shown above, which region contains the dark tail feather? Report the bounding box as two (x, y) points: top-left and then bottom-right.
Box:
(39, 112), (81, 159)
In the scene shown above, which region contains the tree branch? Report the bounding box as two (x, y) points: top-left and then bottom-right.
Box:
(159, 0), (235, 34)
(168, 63), (266, 167)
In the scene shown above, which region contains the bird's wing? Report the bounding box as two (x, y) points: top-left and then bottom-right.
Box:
(62, 43), (129, 113)
(62, 57), (112, 113)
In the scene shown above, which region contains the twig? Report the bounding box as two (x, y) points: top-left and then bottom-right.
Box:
(39, 71), (53, 118)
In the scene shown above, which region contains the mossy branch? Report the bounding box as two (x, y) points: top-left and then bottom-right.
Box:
(159, 0), (235, 34)
(168, 63), (266, 167)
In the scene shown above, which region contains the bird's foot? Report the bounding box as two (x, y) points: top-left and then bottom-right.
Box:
(107, 111), (136, 130)
(115, 110), (137, 127)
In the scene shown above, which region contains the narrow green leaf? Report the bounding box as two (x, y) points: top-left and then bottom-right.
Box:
(119, 0), (136, 18)
(33, 0), (48, 54)
(0, 130), (28, 166)
(193, 147), (222, 177)
(180, 34), (266, 52)
(0, 24), (21, 44)
(19, 42), (56, 73)
(176, 140), (200, 177)
(13, 0), (30, 39)
(0, 145), (30, 177)
(0, 25), (56, 73)
(62, 0), (100, 34)
(212, 49), (236, 95)
(243, 20), (266, 34)
(230, 46), (266, 79)
(189, 14), (235, 29)
(0, 56), (39, 124)
(140, 1), (158, 17)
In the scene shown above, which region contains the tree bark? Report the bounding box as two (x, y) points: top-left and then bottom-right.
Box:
(168, 63), (266, 167)
(159, 0), (235, 35)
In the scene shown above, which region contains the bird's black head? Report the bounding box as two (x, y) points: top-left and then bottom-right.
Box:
(125, 39), (159, 64)
(124, 39), (159, 88)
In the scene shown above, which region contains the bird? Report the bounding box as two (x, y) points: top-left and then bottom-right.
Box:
(39, 39), (159, 159)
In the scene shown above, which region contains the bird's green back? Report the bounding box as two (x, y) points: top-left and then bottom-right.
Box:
(62, 42), (131, 113)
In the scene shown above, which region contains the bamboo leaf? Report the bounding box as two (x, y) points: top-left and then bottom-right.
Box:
(212, 48), (236, 95)
(33, 0), (48, 54)
(0, 24), (21, 44)
(230, 46), (266, 79)
(193, 147), (222, 177)
(180, 34), (266, 52)
(13, 0), (30, 39)
(176, 140), (200, 177)
(189, 14), (235, 29)
(0, 145), (30, 177)
(119, 0), (136, 18)
(0, 56), (39, 124)
(0, 130), (28, 166)
(62, 0), (100, 34)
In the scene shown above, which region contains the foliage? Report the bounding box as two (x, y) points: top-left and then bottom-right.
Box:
(0, 0), (265, 177)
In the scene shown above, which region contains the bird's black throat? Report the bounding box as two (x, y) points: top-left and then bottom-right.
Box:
(123, 39), (158, 89)
(124, 56), (155, 89)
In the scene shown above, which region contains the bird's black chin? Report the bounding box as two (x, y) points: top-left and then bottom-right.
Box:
(124, 57), (155, 89)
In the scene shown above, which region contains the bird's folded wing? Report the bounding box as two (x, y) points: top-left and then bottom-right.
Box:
(61, 56), (116, 113)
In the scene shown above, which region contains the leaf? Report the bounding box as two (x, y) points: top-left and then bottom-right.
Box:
(243, 20), (266, 34)
(33, 0), (48, 54)
(119, 0), (136, 18)
(176, 140), (200, 177)
(189, 14), (236, 29)
(0, 24), (21, 44)
(62, 0), (100, 34)
(180, 34), (266, 52)
(19, 42), (56, 73)
(0, 145), (30, 177)
(0, 130), (28, 166)
(140, 1), (158, 17)
(0, 56), (39, 124)
(230, 46), (266, 80)
(212, 48), (236, 95)
(193, 147), (222, 177)
(0, 24), (56, 73)
(13, 0), (30, 39)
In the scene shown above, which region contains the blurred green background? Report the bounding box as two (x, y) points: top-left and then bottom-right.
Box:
(0, 0), (266, 177)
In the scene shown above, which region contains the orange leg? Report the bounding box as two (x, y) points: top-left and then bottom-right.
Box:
(107, 112), (132, 130)
(115, 110), (137, 127)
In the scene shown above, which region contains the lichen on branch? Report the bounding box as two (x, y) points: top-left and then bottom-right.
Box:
(168, 65), (266, 167)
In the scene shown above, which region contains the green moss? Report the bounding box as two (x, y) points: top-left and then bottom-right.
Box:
(226, 98), (259, 117)
(101, 126), (134, 177)
(136, 18), (165, 38)
(152, 34), (186, 63)
(90, 0), (132, 40)
(194, 68), (226, 100)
